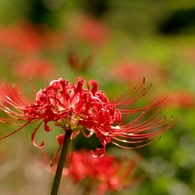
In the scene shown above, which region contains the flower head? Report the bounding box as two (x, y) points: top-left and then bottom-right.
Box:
(0, 78), (177, 157)
(47, 149), (140, 194)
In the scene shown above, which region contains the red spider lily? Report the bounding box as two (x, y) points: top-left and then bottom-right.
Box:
(160, 91), (195, 109)
(47, 149), (141, 194)
(0, 22), (64, 55)
(68, 14), (109, 47)
(0, 23), (41, 54)
(14, 58), (56, 79)
(0, 78), (177, 157)
(111, 61), (165, 84)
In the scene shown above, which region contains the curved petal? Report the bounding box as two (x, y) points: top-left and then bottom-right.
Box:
(31, 120), (44, 148)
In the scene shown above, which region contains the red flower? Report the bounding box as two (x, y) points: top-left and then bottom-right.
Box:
(47, 149), (140, 194)
(69, 14), (109, 47)
(160, 91), (195, 109)
(0, 23), (41, 54)
(111, 61), (165, 84)
(14, 58), (56, 79)
(0, 22), (64, 55)
(0, 78), (177, 157)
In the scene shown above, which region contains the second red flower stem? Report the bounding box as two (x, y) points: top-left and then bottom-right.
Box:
(50, 130), (72, 195)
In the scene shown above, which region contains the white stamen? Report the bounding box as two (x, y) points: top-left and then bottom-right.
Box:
(111, 126), (120, 130)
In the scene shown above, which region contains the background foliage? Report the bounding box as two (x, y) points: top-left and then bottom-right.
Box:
(0, 1), (195, 194)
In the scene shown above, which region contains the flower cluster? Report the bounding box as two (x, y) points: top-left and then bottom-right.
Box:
(0, 22), (63, 55)
(0, 77), (177, 157)
(48, 149), (140, 194)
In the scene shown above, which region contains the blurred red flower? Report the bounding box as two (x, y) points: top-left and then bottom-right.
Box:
(111, 61), (165, 83)
(0, 23), (41, 54)
(0, 78), (177, 157)
(69, 15), (109, 47)
(0, 22), (64, 55)
(49, 149), (140, 194)
(161, 91), (195, 108)
(14, 59), (56, 79)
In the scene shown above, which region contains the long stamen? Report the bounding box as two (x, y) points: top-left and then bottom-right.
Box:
(0, 118), (34, 140)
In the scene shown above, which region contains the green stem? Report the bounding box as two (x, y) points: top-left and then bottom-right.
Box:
(50, 130), (72, 195)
